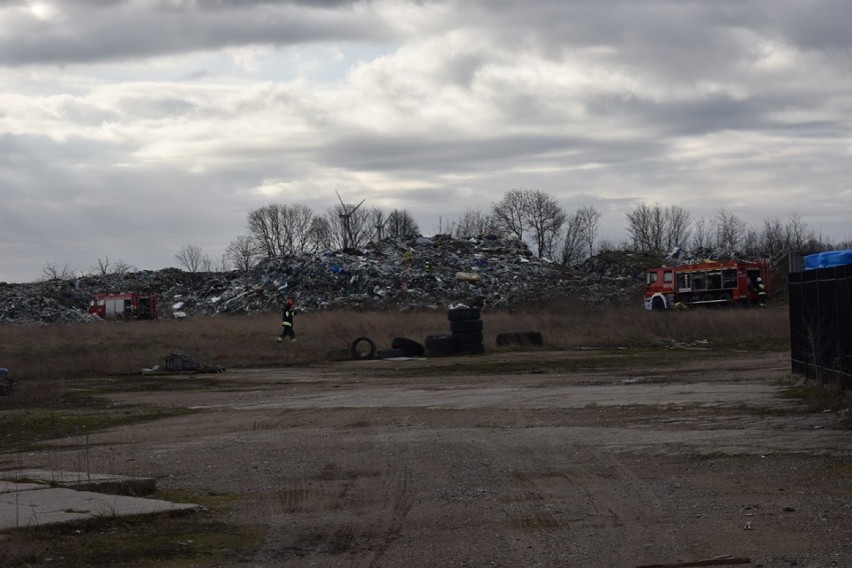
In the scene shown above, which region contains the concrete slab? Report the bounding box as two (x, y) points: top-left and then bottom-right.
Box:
(5, 469), (157, 496)
(0, 481), (43, 493)
(0, 471), (200, 530)
(0, 487), (200, 530)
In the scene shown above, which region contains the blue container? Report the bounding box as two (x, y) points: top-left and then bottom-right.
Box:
(804, 250), (852, 270)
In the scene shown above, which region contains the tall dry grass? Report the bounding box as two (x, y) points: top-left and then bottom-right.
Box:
(0, 303), (789, 388)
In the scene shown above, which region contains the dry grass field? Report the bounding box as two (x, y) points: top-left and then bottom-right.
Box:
(0, 302), (789, 389)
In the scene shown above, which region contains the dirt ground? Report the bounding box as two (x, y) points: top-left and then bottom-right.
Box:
(11, 349), (852, 567)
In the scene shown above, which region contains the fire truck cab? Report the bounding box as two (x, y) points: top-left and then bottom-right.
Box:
(644, 259), (769, 311)
(88, 292), (158, 320)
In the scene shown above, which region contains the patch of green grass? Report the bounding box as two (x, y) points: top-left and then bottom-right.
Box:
(782, 378), (852, 424)
(380, 347), (731, 378)
(0, 401), (196, 452)
(1, 504), (265, 568)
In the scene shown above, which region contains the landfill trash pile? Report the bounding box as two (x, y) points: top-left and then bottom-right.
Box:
(0, 235), (650, 325)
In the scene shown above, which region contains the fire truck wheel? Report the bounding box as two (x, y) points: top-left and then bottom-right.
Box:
(652, 297), (666, 311)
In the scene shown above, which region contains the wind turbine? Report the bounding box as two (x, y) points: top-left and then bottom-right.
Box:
(336, 190), (365, 250)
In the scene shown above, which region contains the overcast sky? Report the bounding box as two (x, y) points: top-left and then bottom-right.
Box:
(2, 0), (851, 282)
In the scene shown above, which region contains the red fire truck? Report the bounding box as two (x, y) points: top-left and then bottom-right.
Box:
(644, 259), (769, 310)
(88, 292), (159, 320)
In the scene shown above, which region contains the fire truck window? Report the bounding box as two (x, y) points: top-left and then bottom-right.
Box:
(722, 269), (737, 288)
(692, 272), (706, 290)
(647, 272), (657, 285)
(707, 271), (722, 289)
(664, 271), (673, 283)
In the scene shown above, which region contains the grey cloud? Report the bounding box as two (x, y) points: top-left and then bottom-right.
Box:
(0, 1), (391, 66)
(321, 132), (666, 176)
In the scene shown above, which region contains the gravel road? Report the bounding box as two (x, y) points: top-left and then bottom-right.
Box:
(20, 350), (852, 567)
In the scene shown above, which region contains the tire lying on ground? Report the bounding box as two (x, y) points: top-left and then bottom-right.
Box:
(447, 305), (484, 356)
(495, 331), (543, 347)
(447, 307), (480, 321)
(425, 334), (457, 357)
(451, 331), (483, 345)
(350, 336), (377, 360)
(377, 348), (405, 359)
(391, 337), (425, 357)
(449, 319), (483, 333)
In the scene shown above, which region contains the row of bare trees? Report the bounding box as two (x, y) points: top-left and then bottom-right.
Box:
(624, 204), (836, 260)
(42, 190), (844, 278)
(211, 202), (420, 273)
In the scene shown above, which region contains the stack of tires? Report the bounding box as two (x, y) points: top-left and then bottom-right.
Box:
(425, 306), (485, 357)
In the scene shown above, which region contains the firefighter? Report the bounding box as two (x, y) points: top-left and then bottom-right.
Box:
(277, 298), (297, 343)
(757, 277), (767, 307)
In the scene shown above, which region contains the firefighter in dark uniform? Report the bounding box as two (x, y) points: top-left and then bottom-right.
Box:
(278, 298), (297, 342)
(757, 277), (767, 307)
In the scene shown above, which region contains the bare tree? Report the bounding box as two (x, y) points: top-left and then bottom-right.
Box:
(41, 262), (75, 280)
(664, 205), (692, 250)
(246, 203), (322, 258)
(785, 212), (810, 251)
(626, 203), (690, 253)
(247, 204), (284, 258)
(326, 201), (370, 250)
(760, 216), (786, 259)
(491, 189), (529, 241)
(92, 257), (134, 276)
(280, 203), (318, 254)
(453, 208), (500, 238)
(742, 228), (761, 258)
(226, 235), (259, 272)
(368, 207), (388, 241)
(576, 205), (602, 257)
(93, 257), (111, 276)
(714, 209), (746, 256)
(174, 244), (204, 272)
(307, 216), (332, 252)
(525, 190), (566, 258)
(386, 209), (420, 237)
(559, 210), (586, 266)
(691, 216), (714, 254)
(625, 203), (664, 252)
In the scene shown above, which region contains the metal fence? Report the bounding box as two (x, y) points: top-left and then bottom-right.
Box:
(789, 264), (852, 387)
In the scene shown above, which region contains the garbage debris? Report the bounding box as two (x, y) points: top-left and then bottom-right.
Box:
(141, 350), (225, 375)
(0, 235), (651, 325)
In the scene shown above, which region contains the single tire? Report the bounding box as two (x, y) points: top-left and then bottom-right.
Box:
(350, 336), (377, 360)
(495, 331), (543, 347)
(452, 331), (484, 345)
(391, 337), (425, 357)
(425, 334), (457, 357)
(652, 296), (666, 311)
(450, 319), (483, 333)
(448, 307), (480, 322)
(456, 342), (485, 355)
(377, 348), (405, 359)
